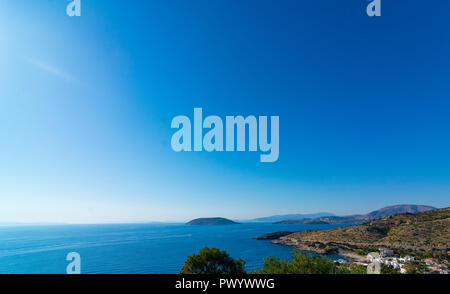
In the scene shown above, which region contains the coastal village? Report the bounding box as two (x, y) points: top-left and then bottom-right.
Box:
(350, 248), (449, 274)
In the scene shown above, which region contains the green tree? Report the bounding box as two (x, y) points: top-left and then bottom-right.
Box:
(381, 264), (401, 274)
(341, 263), (367, 274)
(179, 247), (246, 274)
(404, 261), (424, 274)
(253, 251), (341, 274)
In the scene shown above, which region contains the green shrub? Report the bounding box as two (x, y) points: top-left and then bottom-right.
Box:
(179, 247), (246, 274)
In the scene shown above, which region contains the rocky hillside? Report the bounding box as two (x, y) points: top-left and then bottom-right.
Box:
(267, 207), (449, 256)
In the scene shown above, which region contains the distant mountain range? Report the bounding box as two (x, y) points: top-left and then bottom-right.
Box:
(186, 217), (238, 225)
(249, 212), (334, 223)
(275, 205), (436, 225)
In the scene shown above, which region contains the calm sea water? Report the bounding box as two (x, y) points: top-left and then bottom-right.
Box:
(0, 223), (343, 274)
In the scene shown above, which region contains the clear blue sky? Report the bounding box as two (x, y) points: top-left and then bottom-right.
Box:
(0, 0), (449, 223)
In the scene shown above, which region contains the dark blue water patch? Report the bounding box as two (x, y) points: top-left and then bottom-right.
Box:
(0, 223), (345, 274)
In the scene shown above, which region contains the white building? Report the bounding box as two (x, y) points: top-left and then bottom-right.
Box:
(379, 248), (394, 257)
(405, 256), (414, 262)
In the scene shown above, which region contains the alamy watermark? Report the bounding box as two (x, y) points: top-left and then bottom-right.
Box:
(66, 0), (81, 17)
(171, 108), (279, 163)
(367, 0), (381, 17)
(366, 252), (382, 274)
(65, 1), (380, 18)
(66, 252), (81, 274)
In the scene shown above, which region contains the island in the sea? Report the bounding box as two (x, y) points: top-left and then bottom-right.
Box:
(186, 217), (239, 225)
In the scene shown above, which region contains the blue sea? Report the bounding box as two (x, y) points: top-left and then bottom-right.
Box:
(0, 223), (343, 274)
